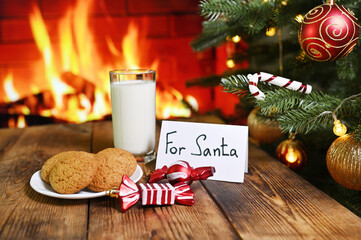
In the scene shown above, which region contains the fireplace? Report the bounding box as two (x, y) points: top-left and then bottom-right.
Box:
(0, 0), (239, 128)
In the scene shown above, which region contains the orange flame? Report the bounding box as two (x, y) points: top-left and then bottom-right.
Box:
(8, 115), (27, 128)
(123, 22), (140, 68)
(29, 1), (110, 123)
(29, 3), (73, 108)
(4, 72), (19, 103)
(17, 115), (27, 128)
(4, 0), (197, 126)
(156, 86), (198, 119)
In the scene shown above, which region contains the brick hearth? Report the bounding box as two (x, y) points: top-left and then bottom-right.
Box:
(0, 0), (240, 121)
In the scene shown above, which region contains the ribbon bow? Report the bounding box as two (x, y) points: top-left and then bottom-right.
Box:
(149, 160), (215, 185)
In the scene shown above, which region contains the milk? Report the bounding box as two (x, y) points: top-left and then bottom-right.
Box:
(111, 80), (156, 156)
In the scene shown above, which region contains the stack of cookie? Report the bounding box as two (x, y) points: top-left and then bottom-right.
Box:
(41, 148), (138, 194)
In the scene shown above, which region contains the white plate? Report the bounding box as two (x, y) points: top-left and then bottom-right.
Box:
(30, 165), (143, 199)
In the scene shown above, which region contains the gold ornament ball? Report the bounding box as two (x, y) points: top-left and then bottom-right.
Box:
(326, 134), (361, 190)
(247, 108), (283, 144)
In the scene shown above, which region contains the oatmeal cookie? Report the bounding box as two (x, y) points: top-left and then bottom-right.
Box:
(88, 148), (137, 192)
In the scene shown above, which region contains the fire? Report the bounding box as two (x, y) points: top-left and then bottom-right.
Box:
(29, 3), (73, 108)
(123, 22), (140, 69)
(17, 115), (27, 128)
(4, 72), (19, 103)
(8, 115), (27, 128)
(28, 1), (112, 123)
(156, 85), (198, 119)
(3, 0), (197, 128)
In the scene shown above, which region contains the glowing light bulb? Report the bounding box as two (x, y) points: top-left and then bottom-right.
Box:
(266, 27), (276, 37)
(333, 120), (347, 137)
(226, 59), (235, 68)
(295, 14), (304, 23)
(285, 148), (297, 163)
(232, 35), (241, 43)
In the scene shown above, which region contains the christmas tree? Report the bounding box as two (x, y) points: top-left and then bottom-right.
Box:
(191, 0), (361, 215)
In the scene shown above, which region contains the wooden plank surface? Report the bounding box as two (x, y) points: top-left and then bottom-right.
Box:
(1, 120), (361, 239)
(202, 144), (361, 239)
(89, 120), (239, 239)
(0, 123), (92, 239)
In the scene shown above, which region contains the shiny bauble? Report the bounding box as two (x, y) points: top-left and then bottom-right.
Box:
(167, 160), (193, 185)
(298, 3), (359, 61)
(247, 108), (283, 144)
(326, 134), (361, 190)
(276, 139), (307, 171)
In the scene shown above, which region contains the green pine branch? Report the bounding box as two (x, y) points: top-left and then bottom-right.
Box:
(200, 0), (250, 22)
(220, 74), (361, 140)
(195, 0), (361, 144)
(192, 0), (278, 51)
(220, 74), (250, 96)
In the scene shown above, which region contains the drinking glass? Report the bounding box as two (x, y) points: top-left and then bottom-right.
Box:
(109, 69), (156, 162)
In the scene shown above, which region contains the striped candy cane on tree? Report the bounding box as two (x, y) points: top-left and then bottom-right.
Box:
(247, 72), (312, 100)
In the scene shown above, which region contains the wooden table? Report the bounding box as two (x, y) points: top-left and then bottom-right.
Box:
(1, 120), (361, 239)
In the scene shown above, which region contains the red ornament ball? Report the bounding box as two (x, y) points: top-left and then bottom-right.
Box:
(299, 3), (359, 61)
(167, 160), (193, 185)
(276, 139), (307, 171)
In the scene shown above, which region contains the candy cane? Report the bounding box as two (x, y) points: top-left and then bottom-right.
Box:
(247, 72), (312, 100)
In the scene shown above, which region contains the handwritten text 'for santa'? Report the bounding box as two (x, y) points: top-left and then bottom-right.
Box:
(165, 131), (238, 158)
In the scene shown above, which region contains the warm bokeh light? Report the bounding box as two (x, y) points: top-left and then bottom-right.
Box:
(226, 59), (235, 68)
(232, 35), (241, 43)
(295, 14), (304, 23)
(266, 27), (276, 37)
(285, 148), (297, 163)
(333, 120), (347, 137)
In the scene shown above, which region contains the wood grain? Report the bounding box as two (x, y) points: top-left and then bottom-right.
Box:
(88, 181), (240, 239)
(89, 121), (239, 239)
(202, 144), (361, 239)
(91, 120), (114, 153)
(0, 123), (92, 239)
(1, 120), (361, 239)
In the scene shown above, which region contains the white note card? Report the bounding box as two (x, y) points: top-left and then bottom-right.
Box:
(156, 121), (248, 183)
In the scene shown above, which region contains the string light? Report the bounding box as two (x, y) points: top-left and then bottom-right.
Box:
(226, 59), (235, 68)
(232, 35), (241, 43)
(266, 27), (276, 37)
(295, 14), (304, 23)
(331, 106), (347, 137)
(332, 117), (347, 137)
(293, 93), (361, 138)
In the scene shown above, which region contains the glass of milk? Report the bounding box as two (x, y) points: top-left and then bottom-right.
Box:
(109, 69), (156, 163)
